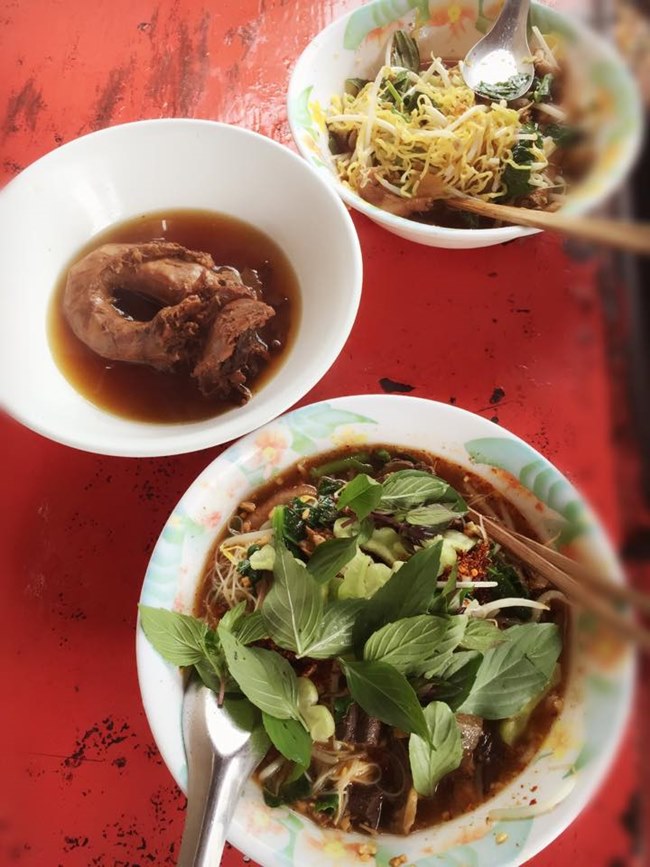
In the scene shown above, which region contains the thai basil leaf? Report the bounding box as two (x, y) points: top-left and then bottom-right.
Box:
(337, 473), (384, 522)
(476, 72), (530, 102)
(363, 614), (449, 675)
(379, 470), (450, 511)
(262, 544), (323, 655)
(307, 534), (360, 585)
(262, 714), (312, 766)
(138, 605), (212, 666)
(421, 616), (469, 676)
(352, 541), (443, 647)
(408, 701), (463, 797)
(218, 627), (300, 720)
(303, 599), (366, 659)
(219, 601), (247, 633)
(391, 30), (420, 72)
(460, 618), (503, 652)
(235, 610), (269, 645)
(428, 650), (483, 710)
(340, 658), (429, 741)
(405, 501), (468, 531)
(458, 623), (562, 719)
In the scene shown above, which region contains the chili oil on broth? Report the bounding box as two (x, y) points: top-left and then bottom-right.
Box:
(48, 209), (301, 423)
(194, 443), (568, 835)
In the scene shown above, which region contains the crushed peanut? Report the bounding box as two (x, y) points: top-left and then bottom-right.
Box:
(239, 501), (257, 513)
(241, 577), (252, 588)
(389, 856), (408, 867)
(496, 832), (509, 844)
(357, 842), (378, 861)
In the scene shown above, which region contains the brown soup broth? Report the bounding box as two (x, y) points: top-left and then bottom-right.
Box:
(48, 209), (301, 423)
(195, 444), (567, 834)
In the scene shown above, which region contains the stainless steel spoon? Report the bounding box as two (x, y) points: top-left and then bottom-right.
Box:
(178, 680), (266, 867)
(460, 0), (534, 100)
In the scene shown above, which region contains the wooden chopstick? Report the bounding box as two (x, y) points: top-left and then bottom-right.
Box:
(447, 197), (650, 256)
(468, 507), (650, 653)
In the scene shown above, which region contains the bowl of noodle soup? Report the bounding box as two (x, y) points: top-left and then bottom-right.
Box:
(288, 0), (642, 249)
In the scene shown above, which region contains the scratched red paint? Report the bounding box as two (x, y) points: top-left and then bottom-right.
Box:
(0, 1), (642, 865)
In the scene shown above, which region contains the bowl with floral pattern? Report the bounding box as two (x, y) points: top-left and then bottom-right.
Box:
(287, 0), (642, 249)
(137, 394), (632, 866)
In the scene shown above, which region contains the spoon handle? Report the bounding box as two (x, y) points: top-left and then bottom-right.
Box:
(178, 746), (258, 867)
(489, 0), (530, 37)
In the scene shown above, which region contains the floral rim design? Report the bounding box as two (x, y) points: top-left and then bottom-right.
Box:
(138, 396), (632, 867)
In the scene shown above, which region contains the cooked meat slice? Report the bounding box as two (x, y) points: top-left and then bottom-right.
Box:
(63, 242), (254, 371)
(359, 170), (445, 217)
(347, 785), (384, 831)
(192, 298), (275, 401)
(336, 703), (385, 747)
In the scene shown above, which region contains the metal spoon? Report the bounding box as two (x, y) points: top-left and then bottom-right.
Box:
(178, 679), (266, 867)
(460, 0), (534, 100)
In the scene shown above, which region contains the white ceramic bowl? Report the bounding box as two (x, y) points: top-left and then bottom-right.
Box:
(0, 119), (362, 456)
(288, 0), (642, 249)
(137, 394), (632, 867)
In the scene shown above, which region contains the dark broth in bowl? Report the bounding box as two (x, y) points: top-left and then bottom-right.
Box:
(48, 209), (300, 423)
(194, 444), (567, 835)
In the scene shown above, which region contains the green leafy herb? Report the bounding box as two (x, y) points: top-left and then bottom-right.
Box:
(318, 477), (344, 496)
(532, 73), (553, 102)
(262, 714), (312, 766)
(219, 601), (247, 633)
(139, 605), (212, 666)
(408, 701), (463, 796)
(262, 525), (323, 655)
(476, 73), (530, 102)
(391, 30), (420, 72)
(544, 123), (579, 147)
(353, 541), (443, 647)
(458, 623), (562, 719)
(310, 453), (373, 478)
(218, 627), (300, 720)
(305, 495), (338, 529)
(263, 773), (311, 807)
(427, 650), (482, 710)
(337, 473), (384, 522)
(235, 610), (269, 645)
(340, 658), (429, 741)
(405, 501), (467, 532)
(237, 545), (265, 583)
(334, 695), (353, 724)
(379, 470), (450, 511)
(363, 614), (449, 675)
(487, 555), (531, 618)
(461, 618), (503, 652)
(303, 599), (366, 659)
(420, 616), (469, 676)
(223, 696), (270, 756)
(306, 534), (360, 585)
(314, 794), (339, 814)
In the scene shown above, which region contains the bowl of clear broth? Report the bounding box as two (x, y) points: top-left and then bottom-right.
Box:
(137, 394), (632, 866)
(287, 0), (641, 249)
(0, 119), (362, 456)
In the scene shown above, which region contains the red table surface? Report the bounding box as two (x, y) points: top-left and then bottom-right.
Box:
(0, 1), (645, 865)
